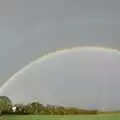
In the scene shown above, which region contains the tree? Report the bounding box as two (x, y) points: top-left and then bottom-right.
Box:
(25, 102), (44, 114)
(13, 104), (27, 114)
(0, 96), (12, 114)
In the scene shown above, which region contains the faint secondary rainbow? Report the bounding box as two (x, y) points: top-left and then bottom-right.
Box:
(0, 46), (120, 94)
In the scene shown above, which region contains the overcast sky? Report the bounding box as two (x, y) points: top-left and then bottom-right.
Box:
(1, 48), (120, 110)
(0, 0), (120, 86)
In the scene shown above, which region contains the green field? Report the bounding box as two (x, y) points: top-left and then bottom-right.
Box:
(0, 114), (120, 120)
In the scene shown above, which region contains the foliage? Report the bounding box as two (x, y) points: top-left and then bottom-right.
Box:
(0, 96), (98, 115)
(24, 102), (45, 114)
(0, 96), (12, 114)
(13, 104), (28, 114)
(12, 102), (98, 115)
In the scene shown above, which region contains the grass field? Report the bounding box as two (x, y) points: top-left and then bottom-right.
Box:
(0, 114), (120, 120)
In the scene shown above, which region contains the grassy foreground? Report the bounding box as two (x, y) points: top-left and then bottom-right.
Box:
(0, 114), (120, 120)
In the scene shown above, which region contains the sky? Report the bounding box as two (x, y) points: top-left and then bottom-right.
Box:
(1, 47), (120, 110)
(0, 1), (120, 88)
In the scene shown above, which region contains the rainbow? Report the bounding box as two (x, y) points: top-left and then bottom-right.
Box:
(0, 46), (120, 94)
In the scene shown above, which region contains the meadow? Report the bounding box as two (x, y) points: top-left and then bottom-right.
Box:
(0, 114), (120, 120)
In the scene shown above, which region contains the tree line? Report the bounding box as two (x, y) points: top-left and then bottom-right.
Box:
(0, 96), (98, 115)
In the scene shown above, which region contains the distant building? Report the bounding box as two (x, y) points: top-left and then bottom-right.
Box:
(12, 106), (16, 112)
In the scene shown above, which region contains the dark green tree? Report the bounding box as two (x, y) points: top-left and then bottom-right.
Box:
(13, 104), (27, 114)
(25, 102), (44, 114)
(0, 96), (12, 114)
